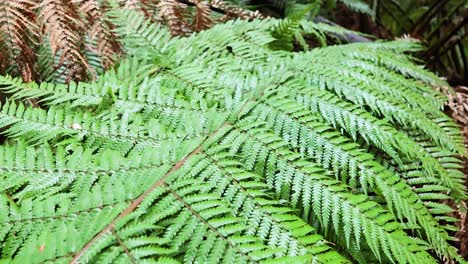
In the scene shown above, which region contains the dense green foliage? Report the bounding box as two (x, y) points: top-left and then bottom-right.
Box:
(375, 0), (467, 85)
(0, 9), (466, 263)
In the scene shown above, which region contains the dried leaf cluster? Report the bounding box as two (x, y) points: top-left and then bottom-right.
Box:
(449, 87), (468, 137)
(0, 0), (260, 83)
(157, 0), (262, 35)
(440, 85), (468, 154)
(437, 84), (468, 256)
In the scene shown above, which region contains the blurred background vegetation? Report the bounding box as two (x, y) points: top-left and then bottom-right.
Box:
(239, 0), (467, 86)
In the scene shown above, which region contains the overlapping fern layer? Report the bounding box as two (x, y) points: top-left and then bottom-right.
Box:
(0, 10), (466, 264)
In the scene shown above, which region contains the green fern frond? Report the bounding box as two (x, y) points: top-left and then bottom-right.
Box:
(337, 41), (448, 87)
(107, 8), (174, 57)
(242, 91), (460, 257)
(0, 144), (349, 263)
(217, 120), (437, 263)
(0, 11), (465, 263)
(228, 113), (460, 260)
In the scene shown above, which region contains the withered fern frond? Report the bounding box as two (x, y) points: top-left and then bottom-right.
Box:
(0, 0), (38, 82)
(35, 0), (93, 82)
(191, 0), (213, 31)
(73, 0), (122, 69)
(157, 0), (192, 36)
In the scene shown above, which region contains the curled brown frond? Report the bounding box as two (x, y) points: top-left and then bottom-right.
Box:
(190, 0), (212, 31)
(35, 0), (92, 82)
(210, 0), (262, 20)
(73, 0), (122, 69)
(442, 85), (468, 152)
(122, 0), (143, 9)
(0, 35), (7, 74)
(157, 0), (192, 36)
(0, 0), (38, 82)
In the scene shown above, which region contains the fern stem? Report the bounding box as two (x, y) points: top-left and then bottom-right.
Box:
(109, 227), (138, 264)
(70, 137), (206, 263)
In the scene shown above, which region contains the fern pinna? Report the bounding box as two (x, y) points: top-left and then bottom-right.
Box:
(0, 10), (466, 264)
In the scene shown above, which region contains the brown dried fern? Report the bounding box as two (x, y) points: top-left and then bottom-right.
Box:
(190, 0), (212, 31)
(0, 35), (8, 74)
(0, 0), (39, 82)
(35, 0), (92, 82)
(156, 0), (260, 35)
(119, 0), (160, 19)
(158, 0), (192, 36)
(73, 0), (122, 69)
(0, 0), (263, 83)
(210, 0), (262, 20)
